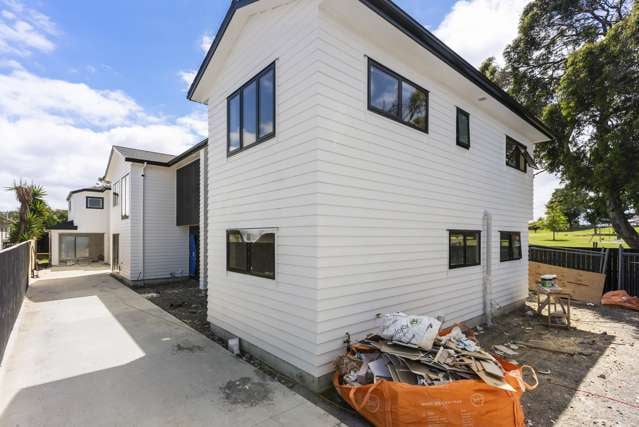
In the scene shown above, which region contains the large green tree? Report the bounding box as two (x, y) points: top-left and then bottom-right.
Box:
(545, 202), (570, 240)
(547, 184), (589, 228)
(480, 0), (639, 248)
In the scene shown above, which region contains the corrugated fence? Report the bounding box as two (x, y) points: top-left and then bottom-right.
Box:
(0, 241), (31, 363)
(529, 245), (639, 296)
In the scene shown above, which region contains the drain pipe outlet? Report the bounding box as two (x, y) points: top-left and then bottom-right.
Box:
(482, 210), (493, 326)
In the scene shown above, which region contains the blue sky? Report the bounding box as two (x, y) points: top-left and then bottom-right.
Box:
(0, 0), (559, 216)
(27, 0), (455, 119)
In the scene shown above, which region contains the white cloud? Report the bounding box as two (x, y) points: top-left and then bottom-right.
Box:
(0, 0), (59, 56)
(200, 32), (213, 54)
(533, 172), (561, 219)
(0, 68), (208, 210)
(178, 69), (196, 90)
(434, 0), (528, 67)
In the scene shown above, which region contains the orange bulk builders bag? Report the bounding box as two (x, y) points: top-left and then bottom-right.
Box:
(334, 359), (537, 427)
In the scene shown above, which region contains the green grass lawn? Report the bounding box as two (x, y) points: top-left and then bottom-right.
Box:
(528, 226), (636, 248)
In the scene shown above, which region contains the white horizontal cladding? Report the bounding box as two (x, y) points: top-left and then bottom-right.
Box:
(106, 152), (132, 279)
(206, 0), (326, 377)
(68, 191), (110, 233)
(308, 6), (533, 376)
(142, 165), (189, 280)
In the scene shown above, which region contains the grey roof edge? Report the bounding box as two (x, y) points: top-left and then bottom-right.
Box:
(66, 187), (110, 201)
(124, 138), (208, 167)
(187, 0), (553, 141)
(47, 220), (78, 230)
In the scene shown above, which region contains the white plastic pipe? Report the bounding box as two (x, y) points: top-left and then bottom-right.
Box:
(482, 210), (493, 326)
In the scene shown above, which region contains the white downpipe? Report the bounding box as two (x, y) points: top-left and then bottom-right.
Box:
(141, 162), (147, 282)
(482, 210), (493, 326)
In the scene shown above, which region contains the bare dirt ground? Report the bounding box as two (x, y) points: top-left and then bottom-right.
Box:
(132, 282), (639, 427)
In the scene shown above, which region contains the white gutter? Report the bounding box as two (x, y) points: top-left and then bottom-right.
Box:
(141, 162), (147, 282)
(482, 210), (493, 326)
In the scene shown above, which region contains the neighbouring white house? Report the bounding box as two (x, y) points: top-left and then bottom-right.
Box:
(48, 186), (111, 266)
(0, 215), (11, 247)
(48, 139), (208, 289)
(187, 0), (554, 391)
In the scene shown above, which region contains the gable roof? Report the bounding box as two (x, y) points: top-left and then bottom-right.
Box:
(187, 0), (553, 141)
(119, 139), (208, 167)
(102, 139), (208, 180)
(113, 146), (175, 164)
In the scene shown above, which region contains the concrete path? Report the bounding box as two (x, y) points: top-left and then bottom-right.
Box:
(0, 270), (342, 427)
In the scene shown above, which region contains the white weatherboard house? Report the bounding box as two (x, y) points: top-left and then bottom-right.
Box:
(188, 0), (553, 390)
(49, 140), (209, 289)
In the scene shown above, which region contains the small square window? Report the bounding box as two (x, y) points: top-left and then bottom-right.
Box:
(227, 229), (275, 279)
(449, 230), (481, 268)
(456, 107), (470, 148)
(506, 136), (530, 172)
(86, 196), (104, 209)
(500, 231), (522, 262)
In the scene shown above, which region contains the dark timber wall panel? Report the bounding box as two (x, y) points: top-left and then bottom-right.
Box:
(0, 242), (29, 362)
(176, 159), (200, 226)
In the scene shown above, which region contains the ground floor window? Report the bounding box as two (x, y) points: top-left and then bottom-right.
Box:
(227, 228), (275, 279)
(59, 233), (104, 262)
(500, 231), (522, 261)
(449, 230), (481, 268)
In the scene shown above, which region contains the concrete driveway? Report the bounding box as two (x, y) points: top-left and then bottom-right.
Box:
(0, 269), (341, 427)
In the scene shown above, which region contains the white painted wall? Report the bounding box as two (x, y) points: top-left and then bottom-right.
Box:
(139, 162), (190, 280)
(68, 191), (110, 233)
(206, 0), (324, 377)
(310, 3), (533, 374)
(106, 151), (133, 279)
(202, 0), (537, 380)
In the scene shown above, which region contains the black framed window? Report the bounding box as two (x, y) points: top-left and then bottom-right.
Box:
(367, 58), (428, 133)
(112, 181), (120, 207)
(456, 107), (470, 148)
(227, 229), (275, 279)
(86, 196), (104, 209)
(227, 62), (276, 156)
(449, 230), (481, 268)
(120, 174), (130, 219)
(506, 136), (528, 172)
(500, 231), (522, 262)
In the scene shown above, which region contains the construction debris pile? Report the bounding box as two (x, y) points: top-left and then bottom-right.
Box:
(336, 312), (515, 391)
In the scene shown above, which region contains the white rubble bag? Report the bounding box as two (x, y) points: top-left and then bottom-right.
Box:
(378, 312), (442, 350)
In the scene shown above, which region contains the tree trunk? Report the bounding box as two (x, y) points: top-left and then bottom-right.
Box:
(552, 230), (556, 240)
(607, 196), (639, 249)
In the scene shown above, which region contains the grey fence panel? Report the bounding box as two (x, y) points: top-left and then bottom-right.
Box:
(622, 252), (639, 297)
(529, 245), (639, 296)
(0, 242), (30, 363)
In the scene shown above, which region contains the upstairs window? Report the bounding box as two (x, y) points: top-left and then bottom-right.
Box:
(449, 230), (481, 269)
(86, 196), (104, 209)
(506, 136), (535, 172)
(112, 181), (120, 207)
(456, 107), (470, 148)
(227, 229), (275, 279)
(500, 231), (522, 262)
(227, 62), (276, 155)
(120, 174), (130, 219)
(368, 59), (428, 133)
